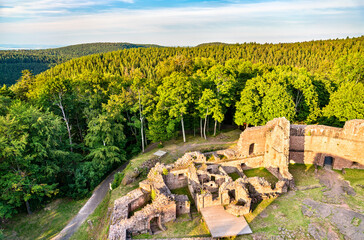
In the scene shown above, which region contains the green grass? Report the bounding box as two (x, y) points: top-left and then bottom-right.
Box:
(244, 167), (278, 187)
(338, 169), (364, 213)
(2, 198), (86, 240)
(289, 164), (320, 187)
(70, 192), (112, 240)
(133, 213), (210, 239)
(245, 197), (277, 223)
(189, 143), (236, 154)
(228, 172), (241, 181)
(340, 169), (364, 186)
(240, 188), (325, 239)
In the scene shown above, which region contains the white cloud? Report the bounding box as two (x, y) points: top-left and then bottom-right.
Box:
(0, 0), (134, 17)
(0, 0), (363, 45)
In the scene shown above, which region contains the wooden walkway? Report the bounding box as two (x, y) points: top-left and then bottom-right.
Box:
(200, 206), (252, 238)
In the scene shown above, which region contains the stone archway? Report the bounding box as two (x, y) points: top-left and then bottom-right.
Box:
(147, 214), (166, 235)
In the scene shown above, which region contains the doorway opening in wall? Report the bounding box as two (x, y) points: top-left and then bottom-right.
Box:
(352, 161), (359, 169)
(324, 156), (334, 169)
(249, 143), (255, 155)
(241, 163), (247, 170)
(228, 190), (236, 202)
(149, 216), (163, 235)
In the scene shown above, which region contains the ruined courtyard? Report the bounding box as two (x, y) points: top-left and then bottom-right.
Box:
(108, 118), (364, 240)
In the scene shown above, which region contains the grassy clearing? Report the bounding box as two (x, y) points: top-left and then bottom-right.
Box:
(245, 197), (277, 223)
(243, 167), (278, 187)
(228, 172), (241, 181)
(134, 213), (210, 239)
(340, 169), (364, 186)
(339, 169), (364, 212)
(289, 163), (320, 187)
(240, 187), (325, 239)
(2, 198), (86, 240)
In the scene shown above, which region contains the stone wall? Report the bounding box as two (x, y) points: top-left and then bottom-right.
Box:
(165, 169), (189, 190)
(263, 118), (290, 174)
(236, 126), (267, 157)
(289, 119), (364, 170)
(232, 118), (293, 184)
(173, 194), (191, 216)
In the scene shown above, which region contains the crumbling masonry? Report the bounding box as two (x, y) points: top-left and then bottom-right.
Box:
(108, 118), (364, 239)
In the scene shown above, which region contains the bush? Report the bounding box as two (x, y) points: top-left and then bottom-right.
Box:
(111, 172), (124, 189)
(151, 189), (156, 200)
(0, 229), (3, 240)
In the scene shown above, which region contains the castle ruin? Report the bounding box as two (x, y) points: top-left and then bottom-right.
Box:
(108, 118), (364, 239)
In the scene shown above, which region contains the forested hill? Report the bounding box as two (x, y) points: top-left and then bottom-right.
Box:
(28, 36), (364, 81)
(0, 42), (161, 85)
(0, 36), (363, 220)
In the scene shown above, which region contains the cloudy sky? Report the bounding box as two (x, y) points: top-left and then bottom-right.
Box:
(0, 0), (364, 48)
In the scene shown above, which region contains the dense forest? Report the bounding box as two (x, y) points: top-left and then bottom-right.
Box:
(0, 36), (363, 220)
(0, 42), (161, 85)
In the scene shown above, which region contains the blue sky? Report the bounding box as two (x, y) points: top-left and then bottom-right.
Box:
(0, 0), (364, 48)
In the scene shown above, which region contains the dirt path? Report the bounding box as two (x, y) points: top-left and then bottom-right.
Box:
(166, 140), (237, 162)
(317, 169), (355, 204)
(52, 163), (127, 240)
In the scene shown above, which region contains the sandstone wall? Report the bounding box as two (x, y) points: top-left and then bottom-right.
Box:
(165, 169), (189, 190)
(264, 118), (290, 172)
(236, 126), (266, 157)
(290, 119), (364, 169)
(234, 118), (292, 182)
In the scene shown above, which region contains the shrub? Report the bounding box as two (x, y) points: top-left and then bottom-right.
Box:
(151, 189), (157, 200)
(0, 229), (4, 240)
(111, 172), (124, 189)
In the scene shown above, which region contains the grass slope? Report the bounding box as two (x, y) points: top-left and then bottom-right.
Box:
(2, 198), (86, 240)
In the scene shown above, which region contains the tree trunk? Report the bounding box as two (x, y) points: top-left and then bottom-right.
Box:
(126, 112), (138, 143)
(193, 117), (196, 137)
(76, 115), (83, 143)
(214, 120), (217, 136)
(25, 200), (32, 215)
(144, 118), (147, 147)
(181, 114), (186, 142)
(138, 91), (145, 153)
(200, 118), (203, 138)
(57, 93), (73, 152)
(204, 108), (208, 140)
(140, 117), (145, 152)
